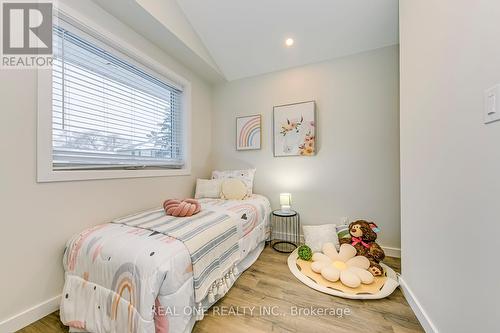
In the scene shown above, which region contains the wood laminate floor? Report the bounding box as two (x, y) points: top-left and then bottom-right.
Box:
(17, 245), (423, 333)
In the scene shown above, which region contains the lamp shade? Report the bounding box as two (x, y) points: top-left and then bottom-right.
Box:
(279, 193), (291, 206)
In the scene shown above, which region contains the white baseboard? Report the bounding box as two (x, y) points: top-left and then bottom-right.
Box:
(399, 277), (438, 333)
(0, 295), (61, 333)
(382, 246), (401, 258)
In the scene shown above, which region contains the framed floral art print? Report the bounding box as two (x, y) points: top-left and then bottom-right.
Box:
(273, 101), (316, 157)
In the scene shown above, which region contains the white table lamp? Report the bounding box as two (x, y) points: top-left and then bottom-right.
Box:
(279, 193), (292, 213)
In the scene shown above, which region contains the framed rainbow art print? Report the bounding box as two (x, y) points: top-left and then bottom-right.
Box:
(236, 114), (262, 150)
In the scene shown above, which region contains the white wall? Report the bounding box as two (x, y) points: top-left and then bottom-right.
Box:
(0, 0), (213, 326)
(400, 1), (500, 332)
(212, 45), (400, 250)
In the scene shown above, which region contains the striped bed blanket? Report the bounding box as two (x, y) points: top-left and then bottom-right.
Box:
(60, 195), (271, 333)
(113, 204), (240, 303)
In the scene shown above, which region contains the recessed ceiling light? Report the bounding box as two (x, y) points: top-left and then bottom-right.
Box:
(285, 38), (294, 47)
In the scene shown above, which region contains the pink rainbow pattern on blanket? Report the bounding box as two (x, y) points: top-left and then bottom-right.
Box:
(110, 268), (139, 333)
(126, 228), (151, 236)
(91, 244), (103, 263)
(67, 224), (107, 272)
(159, 235), (177, 243)
(67, 321), (86, 329)
(228, 204), (258, 236)
(154, 298), (169, 333)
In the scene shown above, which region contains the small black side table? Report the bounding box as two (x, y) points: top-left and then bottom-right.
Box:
(271, 210), (300, 253)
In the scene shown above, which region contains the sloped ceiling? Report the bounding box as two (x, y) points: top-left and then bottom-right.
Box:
(176, 0), (399, 81)
(92, 0), (398, 82)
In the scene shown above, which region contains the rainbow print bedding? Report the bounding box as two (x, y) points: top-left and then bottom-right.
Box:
(60, 195), (271, 333)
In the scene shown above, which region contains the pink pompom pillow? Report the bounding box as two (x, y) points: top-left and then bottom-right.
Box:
(163, 199), (201, 217)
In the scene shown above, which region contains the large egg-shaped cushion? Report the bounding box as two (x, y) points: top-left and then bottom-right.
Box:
(346, 256), (370, 270)
(311, 261), (328, 273)
(338, 244), (358, 262)
(340, 269), (361, 288)
(312, 252), (331, 263)
(322, 242), (341, 261)
(321, 266), (340, 282)
(348, 267), (374, 284)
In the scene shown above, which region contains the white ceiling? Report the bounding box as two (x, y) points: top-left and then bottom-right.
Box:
(176, 0), (399, 81)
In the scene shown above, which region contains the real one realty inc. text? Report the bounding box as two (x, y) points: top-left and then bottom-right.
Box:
(153, 305), (352, 318)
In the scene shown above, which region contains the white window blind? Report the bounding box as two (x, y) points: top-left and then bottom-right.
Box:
(52, 25), (184, 170)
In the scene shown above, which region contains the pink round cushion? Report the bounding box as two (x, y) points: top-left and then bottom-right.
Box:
(163, 199), (201, 217)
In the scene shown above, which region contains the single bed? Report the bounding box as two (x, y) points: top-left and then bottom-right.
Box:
(60, 194), (271, 333)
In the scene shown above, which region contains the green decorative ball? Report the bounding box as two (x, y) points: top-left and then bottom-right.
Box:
(298, 245), (313, 261)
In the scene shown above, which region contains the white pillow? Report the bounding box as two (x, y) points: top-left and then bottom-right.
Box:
(302, 224), (339, 252)
(195, 179), (222, 199)
(211, 168), (256, 196)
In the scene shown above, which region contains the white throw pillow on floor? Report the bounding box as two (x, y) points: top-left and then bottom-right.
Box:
(303, 224), (339, 252)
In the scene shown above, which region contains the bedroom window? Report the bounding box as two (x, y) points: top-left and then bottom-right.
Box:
(53, 26), (184, 170)
(37, 14), (191, 182)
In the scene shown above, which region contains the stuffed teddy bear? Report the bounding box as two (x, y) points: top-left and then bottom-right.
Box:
(339, 220), (385, 276)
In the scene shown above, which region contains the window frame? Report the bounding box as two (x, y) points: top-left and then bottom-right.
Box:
(37, 6), (192, 182)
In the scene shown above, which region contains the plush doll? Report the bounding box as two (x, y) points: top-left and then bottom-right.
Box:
(339, 220), (385, 276)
